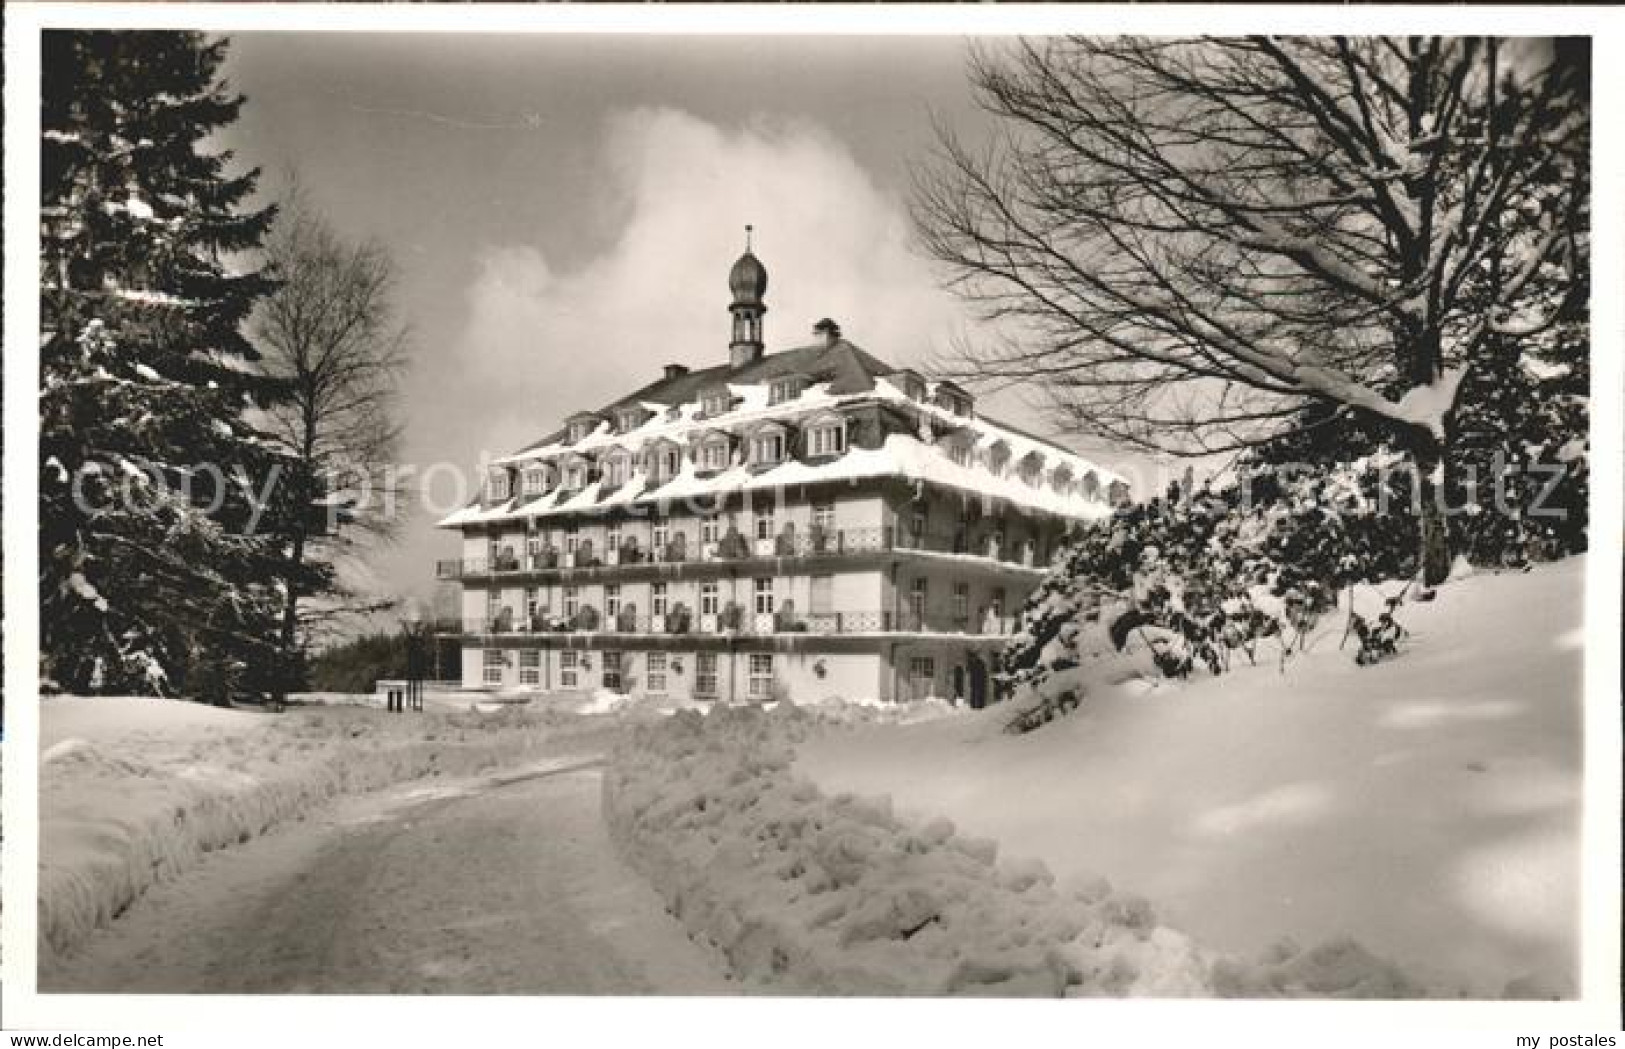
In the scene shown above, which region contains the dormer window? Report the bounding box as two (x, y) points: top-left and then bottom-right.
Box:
(750, 424), (786, 466)
(894, 370), (927, 402)
(985, 440), (1012, 475)
(806, 414), (846, 458)
(1017, 452), (1045, 486)
(1081, 472), (1101, 501)
(699, 435), (731, 472)
(700, 389), (731, 418)
(616, 407), (650, 434)
(933, 381), (974, 418)
(520, 464), (550, 498)
(561, 458), (588, 491)
(487, 469), (511, 501)
(941, 428), (976, 468)
(768, 377), (803, 406)
(1051, 465), (1075, 493)
(603, 452), (630, 489)
(645, 439), (683, 483)
(566, 413), (602, 444)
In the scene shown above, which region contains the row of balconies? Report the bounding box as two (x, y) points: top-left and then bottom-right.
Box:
(454, 605), (1018, 639)
(436, 526), (1046, 581)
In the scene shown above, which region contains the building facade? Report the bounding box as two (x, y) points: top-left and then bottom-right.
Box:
(436, 238), (1126, 706)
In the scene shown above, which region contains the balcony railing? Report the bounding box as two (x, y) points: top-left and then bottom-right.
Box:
(452, 609), (1019, 639)
(440, 527), (1047, 580)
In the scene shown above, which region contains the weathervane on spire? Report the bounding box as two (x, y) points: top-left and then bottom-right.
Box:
(745, 223), (753, 252)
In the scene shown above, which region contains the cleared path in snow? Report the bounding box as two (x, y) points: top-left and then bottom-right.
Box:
(44, 761), (734, 994)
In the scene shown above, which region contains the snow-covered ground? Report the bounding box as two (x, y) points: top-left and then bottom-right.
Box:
(39, 696), (600, 964)
(796, 557), (1585, 998)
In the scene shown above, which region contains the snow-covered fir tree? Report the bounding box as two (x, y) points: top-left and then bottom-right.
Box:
(39, 31), (322, 699)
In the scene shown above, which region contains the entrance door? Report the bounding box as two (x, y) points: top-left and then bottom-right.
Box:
(952, 666), (966, 705)
(968, 654), (989, 709)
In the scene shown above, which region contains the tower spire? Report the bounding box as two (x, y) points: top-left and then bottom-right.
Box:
(727, 226), (768, 368)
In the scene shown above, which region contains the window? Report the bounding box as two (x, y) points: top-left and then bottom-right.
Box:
(487, 589), (502, 618)
(651, 582), (668, 617)
(603, 651), (623, 692)
(991, 588), (1005, 617)
(700, 581), (719, 615)
(749, 654), (774, 699)
(947, 441), (970, 467)
(662, 447), (682, 480)
(702, 390), (730, 417)
(483, 649), (504, 685)
(910, 656), (936, 687)
(755, 515), (774, 541)
(487, 470), (511, 501)
(754, 578), (775, 615)
(909, 577), (928, 617)
(812, 503), (836, 533)
(519, 650), (541, 686)
(605, 455), (628, 488)
(618, 409), (644, 433)
(646, 652), (668, 695)
(565, 526), (579, 554)
(752, 430), (784, 465)
(568, 420), (593, 443)
(653, 523), (668, 550)
(521, 467), (548, 497)
(810, 574), (833, 614)
(809, 423), (845, 456)
(560, 650), (579, 689)
(564, 585), (579, 619)
(605, 584), (622, 618)
(607, 523), (622, 551)
(953, 582), (970, 620)
(524, 586), (539, 621)
(695, 652), (719, 697)
(701, 440), (729, 471)
(564, 464), (586, 490)
(769, 378), (800, 405)
(910, 510), (926, 538)
(700, 519), (720, 545)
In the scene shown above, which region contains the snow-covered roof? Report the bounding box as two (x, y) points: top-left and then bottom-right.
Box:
(442, 339), (1125, 530)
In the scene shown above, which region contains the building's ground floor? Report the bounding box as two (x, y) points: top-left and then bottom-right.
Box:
(457, 635), (1003, 707)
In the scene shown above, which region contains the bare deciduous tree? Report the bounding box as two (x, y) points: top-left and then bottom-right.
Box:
(253, 190), (409, 691)
(915, 36), (1588, 582)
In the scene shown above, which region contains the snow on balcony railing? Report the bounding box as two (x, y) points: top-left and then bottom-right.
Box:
(453, 610), (1019, 638)
(437, 528), (1044, 580)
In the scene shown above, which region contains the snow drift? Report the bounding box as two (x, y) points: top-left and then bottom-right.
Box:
(603, 703), (1419, 997)
(798, 557), (1586, 997)
(39, 698), (583, 965)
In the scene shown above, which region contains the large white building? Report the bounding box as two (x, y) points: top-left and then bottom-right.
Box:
(437, 237), (1126, 706)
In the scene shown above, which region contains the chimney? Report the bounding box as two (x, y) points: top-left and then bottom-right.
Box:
(663, 363), (690, 380)
(813, 317), (842, 349)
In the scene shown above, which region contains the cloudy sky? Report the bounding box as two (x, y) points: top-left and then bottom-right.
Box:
(218, 32), (1142, 620)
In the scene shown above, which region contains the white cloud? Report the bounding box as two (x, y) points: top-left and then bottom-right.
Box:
(418, 106), (970, 467)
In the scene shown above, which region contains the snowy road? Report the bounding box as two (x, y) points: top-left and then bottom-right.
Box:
(44, 760), (735, 994)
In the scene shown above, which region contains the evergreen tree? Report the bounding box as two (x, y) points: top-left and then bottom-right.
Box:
(39, 31), (314, 699)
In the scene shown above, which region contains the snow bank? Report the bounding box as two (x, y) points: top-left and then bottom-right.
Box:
(798, 558), (1586, 997)
(39, 698), (584, 965)
(603, 704), (1417, 997)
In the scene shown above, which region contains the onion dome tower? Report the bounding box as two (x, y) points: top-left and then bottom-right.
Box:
(728, 225), (768, 368)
